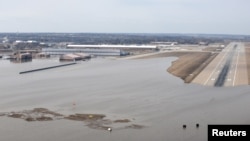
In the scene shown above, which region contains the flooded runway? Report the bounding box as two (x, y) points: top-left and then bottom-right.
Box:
(1, 57), (250, 141)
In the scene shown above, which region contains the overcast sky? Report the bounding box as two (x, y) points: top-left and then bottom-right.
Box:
(0, 0), (249, 34)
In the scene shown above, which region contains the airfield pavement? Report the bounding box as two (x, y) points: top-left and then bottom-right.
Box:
(192, 42), (248, 87)
(134, 42), (249, 87)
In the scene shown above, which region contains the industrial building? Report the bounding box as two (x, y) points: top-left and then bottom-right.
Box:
(42, 44), (159, 57)
(42, 48), (128, 56)
(66, 44), (158, 56)
(150, 42), (178, 50)
(35, 52), (50, 58)
(16, 53), (32, 60)
(151, 42), (178, 46)
(67, 44), (157, 49)
(73, 53), (91, 59)
(59, 53), (91, 61)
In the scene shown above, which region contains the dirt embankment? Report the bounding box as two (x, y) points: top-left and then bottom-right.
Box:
(244, 43), (250, 84)
(138, 51), (218, 83)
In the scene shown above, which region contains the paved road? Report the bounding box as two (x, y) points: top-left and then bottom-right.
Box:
(192, 42), (248, 87)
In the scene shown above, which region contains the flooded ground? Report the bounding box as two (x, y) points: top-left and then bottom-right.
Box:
(0, 57), (250, 141)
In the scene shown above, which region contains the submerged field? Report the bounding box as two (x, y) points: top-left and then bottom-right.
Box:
(0, 57), (250, 141)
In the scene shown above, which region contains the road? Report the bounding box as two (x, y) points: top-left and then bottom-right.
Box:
(192, 42), (248, 87)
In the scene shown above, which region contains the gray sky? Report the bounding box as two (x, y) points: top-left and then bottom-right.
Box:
(0, 0), (249, 34)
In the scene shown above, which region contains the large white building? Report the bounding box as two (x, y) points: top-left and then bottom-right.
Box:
(42, 48), (127, 56)
(67, 44), (157, 49)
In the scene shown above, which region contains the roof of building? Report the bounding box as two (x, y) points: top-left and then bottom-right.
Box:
(67, 44), (157, 49)
(64, 54), (81, 58)
(74, 53), (90, 57)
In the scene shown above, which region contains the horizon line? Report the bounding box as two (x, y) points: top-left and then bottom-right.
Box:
(0, 32), (249, 36)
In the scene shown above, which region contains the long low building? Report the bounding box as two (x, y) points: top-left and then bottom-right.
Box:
(42, 48), (128, 56)
(67, 44), (157, 49)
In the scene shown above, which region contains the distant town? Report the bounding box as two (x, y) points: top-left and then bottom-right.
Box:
(0, 33), (250, 62)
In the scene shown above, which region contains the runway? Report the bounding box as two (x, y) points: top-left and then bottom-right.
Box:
(192, 42), (248, 87)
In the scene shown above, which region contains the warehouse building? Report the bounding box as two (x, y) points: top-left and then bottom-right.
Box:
(35, 52), (50, 58)
(67, 44), (157, 49)
(59, 53), (91, 61)
(16, 53), (32, 60)
(42, 48), (128, 56)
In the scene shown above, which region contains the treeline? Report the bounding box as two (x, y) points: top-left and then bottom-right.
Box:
(0, 33), (249, 45)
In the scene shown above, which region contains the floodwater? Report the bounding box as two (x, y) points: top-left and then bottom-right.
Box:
(0, 57), (250, 141)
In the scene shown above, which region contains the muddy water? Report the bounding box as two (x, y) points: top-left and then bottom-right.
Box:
(0, 57), (250, 141)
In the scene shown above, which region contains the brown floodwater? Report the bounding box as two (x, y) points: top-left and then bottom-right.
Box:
(0, 57), (250, 141)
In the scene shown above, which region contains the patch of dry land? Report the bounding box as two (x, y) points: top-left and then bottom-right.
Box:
(138, 51), (218, 83)
(0, 108), (145, 131)
(245, 43), (250, 84)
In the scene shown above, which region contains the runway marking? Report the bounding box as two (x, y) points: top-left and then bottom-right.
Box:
(203, 46), (230, 85)
(233, 45), (240, 86)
